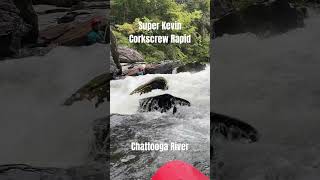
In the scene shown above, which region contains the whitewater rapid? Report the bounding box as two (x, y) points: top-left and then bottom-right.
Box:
(110, 66), (211, 179)
(0, 44), (107, 167)
(110, 66), (210, 114)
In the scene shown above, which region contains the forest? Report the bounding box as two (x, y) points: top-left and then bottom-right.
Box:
(111, 0), (210, 63)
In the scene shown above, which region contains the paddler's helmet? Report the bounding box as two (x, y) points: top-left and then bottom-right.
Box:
(91, 18), (101, 27)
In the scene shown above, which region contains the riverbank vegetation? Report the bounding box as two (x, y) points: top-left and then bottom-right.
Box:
(111, 0), (210, 63)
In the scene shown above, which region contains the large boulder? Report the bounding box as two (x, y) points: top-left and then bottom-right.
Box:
(145, 61), (181, 74)
(32, 0), (80, 7)
(139, 94), (190, 114)
(118, 46), (144, 63)
(0, 0), (38, 58)
(130, 77), (168, 95)
(39, 15), (107, 46)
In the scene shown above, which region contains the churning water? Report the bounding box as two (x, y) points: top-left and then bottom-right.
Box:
(0, 44), (107, 168)
(110, 66), (210, 179)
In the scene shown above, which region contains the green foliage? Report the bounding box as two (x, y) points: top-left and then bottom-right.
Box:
(111, 0), (210, 63)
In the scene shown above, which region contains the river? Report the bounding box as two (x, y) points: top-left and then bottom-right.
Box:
(110, 66), (210, 179)
(213, 11), (320, 179)
(0, 44), (107, 168)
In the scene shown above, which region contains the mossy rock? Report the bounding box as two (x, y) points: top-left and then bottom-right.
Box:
(130, 77), (168, 95)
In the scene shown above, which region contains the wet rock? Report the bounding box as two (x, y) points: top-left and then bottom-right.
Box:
(118, 46), (144, 63)
(139, 94), (191, 114)
(0, 0), (38, 58)
(130, 77), (168, 95)
(64, 73), (110, 108)
(145, 61), (181, 74)
(211, 112), (260, 143)
(176, 62), (206, 73)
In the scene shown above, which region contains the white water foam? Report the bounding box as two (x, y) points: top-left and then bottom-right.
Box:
(110, 66), (210, 115)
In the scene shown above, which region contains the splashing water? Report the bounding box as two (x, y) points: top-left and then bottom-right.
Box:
(110, 66), (210, 179)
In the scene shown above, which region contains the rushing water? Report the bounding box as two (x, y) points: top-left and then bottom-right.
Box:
(110, 67), (210, 179)
(213, 11), (320, 179)
(0, 44), (107, 168)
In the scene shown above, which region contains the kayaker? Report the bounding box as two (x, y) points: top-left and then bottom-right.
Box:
(87, 18), (104, 45)
(137, 66), (145, 76)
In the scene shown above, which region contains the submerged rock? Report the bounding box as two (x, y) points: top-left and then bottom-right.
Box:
(130, 77), (168, 95)
(139, 94), (191, 114)
(64, 73), (110, 108)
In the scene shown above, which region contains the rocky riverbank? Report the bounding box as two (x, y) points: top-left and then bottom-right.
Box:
(0, 0), (109, 60)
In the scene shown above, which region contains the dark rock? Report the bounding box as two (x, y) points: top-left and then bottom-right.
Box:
(32, 0), (81, 7)
(130, 77), (168, 95)
(176, 62), (206, 73)
(0, 0), (38, 58)
(57, 11), (91, 24)
(213, 0), (305, 37)
(211, 112), (259, 143)
(40, 16), (107, 46)
(64, 73), (110, 108)
(69, 1), (110, 11)
(39, 22), (73, 43)
(139, 94), (191, 114)
(211, 0), (233, 19)
(118, 46), (144, 63)
(145, 61), (181, 74)
(213, 12), (245, 37)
